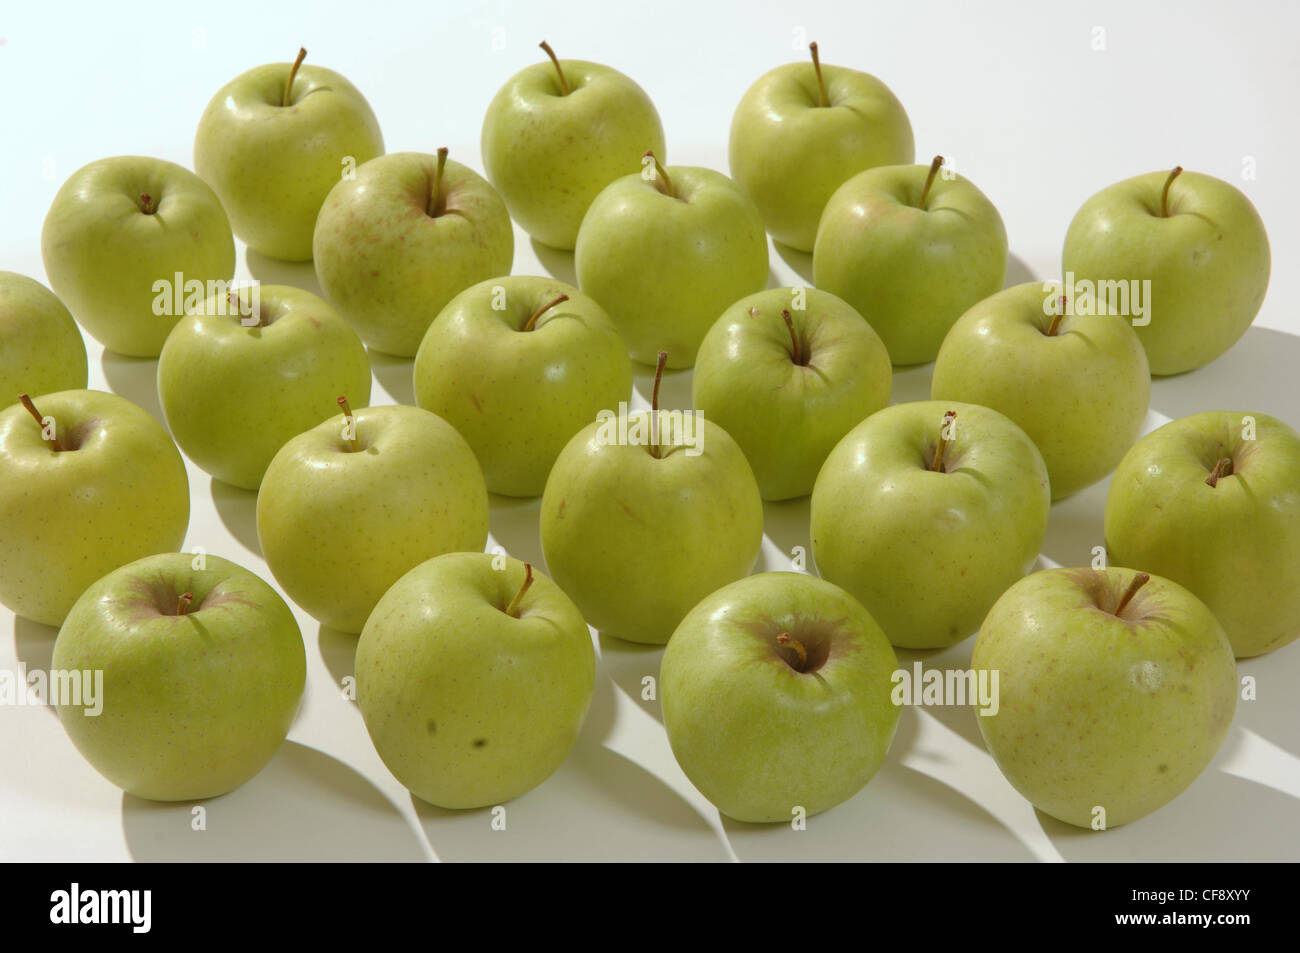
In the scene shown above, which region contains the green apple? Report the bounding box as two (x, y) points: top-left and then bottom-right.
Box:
(1105, 410), (1300, 658)
(481, 40), (666, 251)
(0, 272), (87, 400)
(540, 355), (764, 643)
(314, 149), (514, 357)
(972, 567), (1238, 829)
(157, 285), (371, 490)
(661, 571), (900, 823)
(729, 41), (913, 252)
(693, 287), (891, 500)
(811, 401), (1049, 649)
(813, 157), (1007, 366)
(194, 47), (384, 262)
(931, 281), (1150, 500)
(0, 390), (189, 627)
(574, 157), (768, 368)
(52, 552), (305, 801)
(413, 276), (632, 497)
(1062, 167), (1270, 376)
(258, 402), (490, 634)
(356, 553), (595, 809)
(41, 155), (234, 357)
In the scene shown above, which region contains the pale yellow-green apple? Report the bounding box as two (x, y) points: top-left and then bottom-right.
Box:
(811, 401), (1049, 649)
(157, 285), (371, 490)
(413, 276), (632, 497)
(0, 390), (189, 627)
(972, 567), (1237, 828)
(356, 554), (594, 809)
(0, 272), (87, 399)
(661, 572), (900, 823)
(313, 148), (513, 357)
(540, 354), (764, 643)
(931, 281), (1150, 500)
(1105, 410), (1300, 658)
(194, 47), (384, 261)
(41, 156), (234, 357)
(729, 41), (913, 252)
(1062, 167), (1270, 376)
(52, 553), (305, 801)
(257, 402), (490, 634)
(813, 156), (1007, 366)
(692, 287), (891, 500)
(481, 40), (665, 251)
(574, 156), (768, 368)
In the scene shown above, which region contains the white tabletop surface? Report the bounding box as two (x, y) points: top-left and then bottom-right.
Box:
(1, 0), (1297, 861)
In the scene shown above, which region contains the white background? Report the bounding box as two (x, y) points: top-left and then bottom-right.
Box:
(1, 0), (1297, 861)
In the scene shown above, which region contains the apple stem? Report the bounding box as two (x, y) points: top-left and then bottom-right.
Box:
(930, 410), (957, 472)
(1206, 456), (1234, 487)
(18, 394), (63, 452)
(523, 294), (569, 332)
(650, 350), (668, 460)
(1161, 166), (1183, 217)
(428, 147), (449, 217)
(283, 47), (307, 107)
(337, 396), (360, 452)
(776, 632), (809, 671)
(538, 40), (571, 95)
(809, 41), (828, 107)
(176, 592), (194, 616)
(504, 563), (534, 617)
(139, 193), (157, 215)
(1114, 572), (1150, 616)
(644, 151), (675, 198)
(917, 156), (944, 210)
(781, 309), (807, 365)
(1046, 295), (1066, 336)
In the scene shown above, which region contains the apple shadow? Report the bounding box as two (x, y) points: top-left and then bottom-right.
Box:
(1038, 475), (1115, 570)
(1003, 251), (1037, 289)
(597, 633), (664, 723)
(245, 248), (323, 298)
(121, 740), (426, 861)
(209, 477), (262, 558)
(100, 351), (166, 429)
(891, 641), (986, 754)
(761, 496), (812, 572)
(1234, 642), (1300, 760)
(1149, 325), (1300, 422)
(889, 361), (934, 404)
(487, 494), (546, 572)
(12, 616), (59, 717)
(632, 364), (691, 412)
(529, 238), (577, 286)
(368, 349), (414, 407)
(771, 240), (815, 286)
(317, 624), (359, 708)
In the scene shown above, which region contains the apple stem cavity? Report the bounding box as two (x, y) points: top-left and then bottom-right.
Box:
(504, 563), (534, 617)
(781, 309), (807, 365)
(1046, 294), (1067, 336)
(1161, 166), (1183, 217)
(644, 151), (676, 198)
(930, 410), (957, 472)
(918, 156), (944, 210)
(650, 350), (668, 459)
(1206, 456), (1234, 487)
(523, 294), (569, 332)
(776, 632), (809, 671)
(139, 193), (157, 215)
(809, 41), (828, 107)
(18, 394), (64, 451)
(538, 40), (571, 95)
(428, 147), (450, 217)
(176, 591), (195, 616)
(337, 395), (360, 452)
(1114, 572), (1150, 617)
(282, 47), (307, 107)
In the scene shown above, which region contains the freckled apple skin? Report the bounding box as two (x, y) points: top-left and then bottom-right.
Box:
(972, 567), (1238, 829)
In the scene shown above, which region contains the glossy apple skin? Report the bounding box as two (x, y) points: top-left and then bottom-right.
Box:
(0, 272), (87, 400)
(356, 553), (595, 809)
(729, 59), (913, 252)
(575, 166), (769, 368)
(811, 400), (1049, 649)
(313, 152), (514, 357)
(157, 285), (371, 490)
(540, 414), (763, 644)
(52, 553), (305, 801)
(973, 567), (1237, 828)
(693, 287), (891, 500)
(258, 405), (489, 634)
(41, 156), (235, 357)
(662, 572), (900, 823)
(1062, 170), (1270, 376)
(0, 389), (189, 627)
(932, 281), (1151, 500)
(813, 163), (1007, 366)
(482, 58), (665, 251)
(1105, 411), (1300, 658)
(194, 58), (383, 261)
(414, 276), (632, 497)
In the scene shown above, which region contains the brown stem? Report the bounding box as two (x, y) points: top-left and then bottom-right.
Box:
(18, 394), (63, 451)
(176, 592), (195, 616)
(1114, 572), (1150, 616)
(1205, 456), (1234, 487)
(781, 309), (806, 365)
(776, 632), (808, 671)
(428, 147), (449, 217)
(918, 155), (944, 210)
(139, 193), (156, 215)
(523, 294), (569, 332)
(538, 40), (571, 95)
(650, 350), (668, 459)
(337, 396), (360, 452)
(283, 47), (307, 107)
(1046, 294), (1066, 336)
(1161, 166), (1183, 218)
(504, 563), (534, 617)
(930, 410), (957, 472)
(644, 151), (675, 198)
(809, 41), (828, 107)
